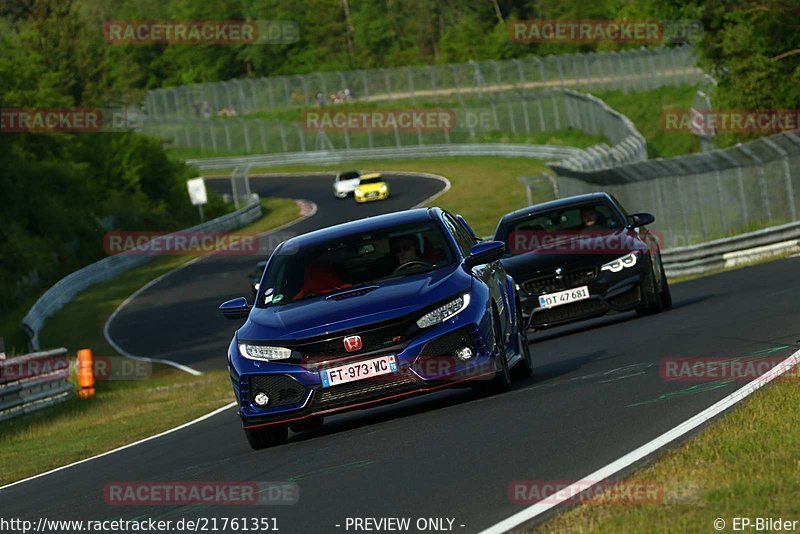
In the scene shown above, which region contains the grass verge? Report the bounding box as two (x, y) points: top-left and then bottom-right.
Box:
(536, 372), (800, 532)
(0, 198), (299, 486)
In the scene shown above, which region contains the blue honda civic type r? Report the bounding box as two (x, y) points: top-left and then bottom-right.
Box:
(219, 207), (532, 449)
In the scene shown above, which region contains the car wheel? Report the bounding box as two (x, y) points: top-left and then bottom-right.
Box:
(244, 424), (288, 450)
(511, 305), (533, 380)
(659, 259), (672, 309)
(335, 191), (347, 199)
(474, 311), (512, 395)
(637, 258), (665, 316)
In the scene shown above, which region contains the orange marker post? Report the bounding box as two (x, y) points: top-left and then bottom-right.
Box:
(77, 348), (95, 398)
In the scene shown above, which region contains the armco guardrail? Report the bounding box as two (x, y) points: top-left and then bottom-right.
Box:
(662, 220), (800, 277)
(22, 199), (263, 351)
(0, 348), (73, 423)
(145, 89), (646, 169)
(186, 144), (582, 171)
(551, 130), (800, 249)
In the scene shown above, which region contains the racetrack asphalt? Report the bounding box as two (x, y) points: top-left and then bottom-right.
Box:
(2, 172), (799, 533)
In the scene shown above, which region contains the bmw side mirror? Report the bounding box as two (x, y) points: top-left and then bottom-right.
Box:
(219, 297), (251, 320)
(628, 212), (655, 228)
(464, 241), (505, 269)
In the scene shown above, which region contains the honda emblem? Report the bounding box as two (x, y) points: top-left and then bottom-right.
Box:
(343, 335), (363, 352)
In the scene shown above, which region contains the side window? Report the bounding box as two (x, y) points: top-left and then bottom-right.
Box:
(443, 214), (473, 255)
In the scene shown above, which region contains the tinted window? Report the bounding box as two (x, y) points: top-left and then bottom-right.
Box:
(502, 201), (625, 256)
(257, 222), (455, 306)
(443, 214), (473, 255)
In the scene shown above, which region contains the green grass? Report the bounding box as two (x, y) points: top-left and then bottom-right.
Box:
(591, 85), (701, 159)
(536, 375), (800, 533)
(0, 198), (299, 486)
(203, 157), (552, 237)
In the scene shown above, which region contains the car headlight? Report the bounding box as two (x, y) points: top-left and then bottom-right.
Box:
(600, 252), (639, 273)
(238, 344), (292, 361)
(416, 294), (471, 328)
(379, 185), (388, 192)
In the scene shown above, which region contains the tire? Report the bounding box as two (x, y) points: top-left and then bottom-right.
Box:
(334, 192), (347, 199)
(473, 311), (512, 395)
(511, 304), (533, 380)
(659, 260), (672, 309)
(637, 257), (665, 316)
(244, 424), (288, 450)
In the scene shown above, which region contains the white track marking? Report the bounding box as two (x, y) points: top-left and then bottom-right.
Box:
(103, 199), (318, 376)
(0, 401), (236, 492)
(480, 348), (800, 533)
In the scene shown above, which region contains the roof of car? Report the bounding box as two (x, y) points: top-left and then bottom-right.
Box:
(498, 192), (613, 224)
(280, 208), (440, 250)
(359, 172), (383, 180)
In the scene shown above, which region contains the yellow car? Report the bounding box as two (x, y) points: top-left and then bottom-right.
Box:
(354, 173), (390, 203)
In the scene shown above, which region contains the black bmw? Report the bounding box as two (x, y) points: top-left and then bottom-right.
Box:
(494, 192), (671, 330)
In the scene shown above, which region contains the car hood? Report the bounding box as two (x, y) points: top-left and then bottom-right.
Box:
(238, 265), (470, 341)
(500, 230), (647, 280)
(357, 182), (387, 193)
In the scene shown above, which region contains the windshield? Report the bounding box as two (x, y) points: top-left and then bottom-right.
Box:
(359, 176), (383, 185)
(337, 171), (359, 181)
(502, 202), (625, 256)
(257, 221), (454, 306)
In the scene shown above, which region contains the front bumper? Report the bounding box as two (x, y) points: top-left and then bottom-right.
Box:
(519, 267), (646, 329)
(231, 311), (497, 429)
(355, 190), (389, 203)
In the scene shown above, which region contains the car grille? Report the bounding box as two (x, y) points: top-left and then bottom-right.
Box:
(310, 372), (421, 410)
(523, 267), (598, 294)
(532, 299), (608, 327)
(293, 317), (418, 364)
(247, 375), (308, 408)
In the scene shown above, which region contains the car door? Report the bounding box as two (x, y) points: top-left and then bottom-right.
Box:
(443, 213), (510, 339)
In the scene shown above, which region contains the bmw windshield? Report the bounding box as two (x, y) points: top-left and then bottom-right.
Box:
(256, 221), (456, 307)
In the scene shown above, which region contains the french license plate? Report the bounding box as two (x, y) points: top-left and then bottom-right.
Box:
(538, 285), (590, 309)
(320, 355), (397, 387)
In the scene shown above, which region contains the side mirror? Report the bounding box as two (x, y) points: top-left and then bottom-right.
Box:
(219, 297), (251, 320)
(455, 214), (479, 241)
(464, 240), (505, 269)
(628, 212), (655, 228)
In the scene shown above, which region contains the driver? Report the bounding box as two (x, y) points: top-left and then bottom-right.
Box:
(389, 235), (422, 267)
(580, 206), (603, 230)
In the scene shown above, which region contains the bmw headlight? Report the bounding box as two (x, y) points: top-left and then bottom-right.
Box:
(238, 344), (292, 361)
(416, 294), (471, 328)
(600, 252), (639, 273)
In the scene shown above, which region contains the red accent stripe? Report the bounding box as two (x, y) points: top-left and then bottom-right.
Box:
(241, 370), (496, 429)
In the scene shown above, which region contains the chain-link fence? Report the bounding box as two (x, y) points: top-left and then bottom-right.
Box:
(529, 131), (800, 249)
(143, 46), (701, 119)
(142, 89), (647, 169)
